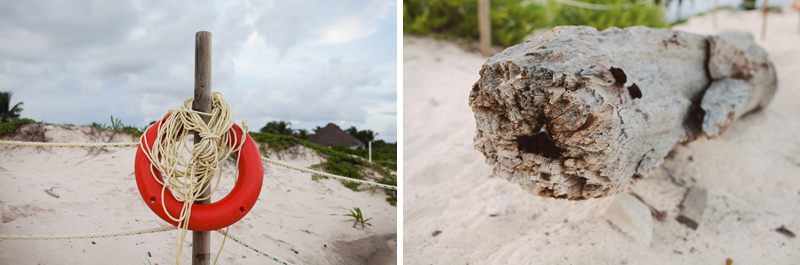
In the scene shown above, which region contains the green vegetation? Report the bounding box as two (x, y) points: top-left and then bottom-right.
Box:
(403, 0), (668, 47)
(260, 120), (294, 136)
(404, 0), (550, 47)
(343, 207), (373, 229)
(249, 131), (398, 206)
(549, 0), (668, 30)
(0, 91), (24, 123)
(344, 126), (379, 144)
(90, 115), (146, 138)
(0, 118), (37, 137)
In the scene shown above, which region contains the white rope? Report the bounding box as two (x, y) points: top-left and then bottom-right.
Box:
(0, 226), (293, 265)
(552, 0), (643, 10)
(0, 140), (139, 147)
(215, 229), (294, 265)
(262, 157), (397, 191)
(0, 226), (176, 240)
(0, 140), (398, 191)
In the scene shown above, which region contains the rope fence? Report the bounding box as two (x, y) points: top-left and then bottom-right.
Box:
(0, 225), (293, 265)
(215, 229), (293, 265)
(0, 140), (397, 191)
(551, 0), (646, 10)
(0, 226), (176, 240)
(0, 140), (139, 148)
(0, 138), (396, 264)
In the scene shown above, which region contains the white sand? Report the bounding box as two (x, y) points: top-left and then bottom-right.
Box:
(403, 8), (800, 264)
(0, 124), (396, 264)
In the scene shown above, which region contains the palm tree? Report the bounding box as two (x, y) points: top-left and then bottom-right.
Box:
(345, 126), (358, 137)
(0, 92), (23, 123)
(356, 129), (378, 143)
(294, 129), (309, 139)
(260, 120), (293, 135)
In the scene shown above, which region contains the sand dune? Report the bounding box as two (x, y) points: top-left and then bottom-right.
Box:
(0, 123), (396, 264)
(403, 8), (800, 264)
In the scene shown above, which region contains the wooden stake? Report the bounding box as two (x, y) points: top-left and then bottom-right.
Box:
(192, 31), (212, 265)
(761, 0), (769, 40)
(478, 0), (491, 57)
(713, 0), (719, 29)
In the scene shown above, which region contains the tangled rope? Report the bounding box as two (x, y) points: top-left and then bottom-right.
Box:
(139, 92), (247, 265)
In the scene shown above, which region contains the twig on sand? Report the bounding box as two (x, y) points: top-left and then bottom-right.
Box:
(44, 187), (59, 198)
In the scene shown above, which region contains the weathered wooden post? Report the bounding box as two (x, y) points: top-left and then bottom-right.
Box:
(761, 0), (769, 40)
(192, 31), (212, 265)
(713, 0), (719, 29)
(478, 0), (491, 57)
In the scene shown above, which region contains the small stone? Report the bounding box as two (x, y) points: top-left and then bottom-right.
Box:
(486, 196), (509, 216)
(604, 193), (653, 245)
(432, 230), (442, 237)
(775, 225), (796, 238)
(677, 187), (707, 230)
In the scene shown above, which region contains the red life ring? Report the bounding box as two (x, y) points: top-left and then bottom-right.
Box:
(134, 117), (263, 231)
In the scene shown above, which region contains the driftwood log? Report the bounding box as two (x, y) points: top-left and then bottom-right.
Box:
(469, 26), (776, 200)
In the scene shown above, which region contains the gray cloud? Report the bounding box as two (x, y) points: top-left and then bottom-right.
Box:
(0, 0), (397, 142)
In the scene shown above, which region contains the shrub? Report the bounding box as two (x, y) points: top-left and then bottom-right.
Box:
(404, 0), (550, 47)
(549, 0), (668, 31)
(0, 118), (36, 137)
(404, 0), (670, 47)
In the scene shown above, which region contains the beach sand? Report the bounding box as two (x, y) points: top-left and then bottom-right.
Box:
(403, 8), (800, 264)
(0, 123), (396, 264)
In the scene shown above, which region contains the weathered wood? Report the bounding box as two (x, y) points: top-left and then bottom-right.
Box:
(676, 187), (707, 230)
(478, 0), (491, 57)
(469, 26), (776, 200)
(192, 30), (212, 265)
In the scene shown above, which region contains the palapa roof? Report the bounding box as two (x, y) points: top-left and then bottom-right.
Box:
(307, 123), (365, 148)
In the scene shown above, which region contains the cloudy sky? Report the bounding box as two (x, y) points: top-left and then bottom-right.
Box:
(0, 0), (398, 142)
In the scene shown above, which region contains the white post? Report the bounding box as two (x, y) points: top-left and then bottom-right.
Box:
(368, 141), (372, 163)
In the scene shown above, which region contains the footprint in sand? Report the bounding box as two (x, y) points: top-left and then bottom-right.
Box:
(1, 203), (56, 223)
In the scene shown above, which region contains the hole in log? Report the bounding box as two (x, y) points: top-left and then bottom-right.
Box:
(541, 173), (551, 181)
(628, 83), (642, 99)
(609, 67), (626, 86)
(575, 114), (595, 132)
(517, 132), (564, 159)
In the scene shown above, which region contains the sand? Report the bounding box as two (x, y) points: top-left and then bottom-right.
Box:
(403, 8), (800, 264)
(0, 123), (397, 264)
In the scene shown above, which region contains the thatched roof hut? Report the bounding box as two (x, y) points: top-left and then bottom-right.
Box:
(308, 123), (365, 149)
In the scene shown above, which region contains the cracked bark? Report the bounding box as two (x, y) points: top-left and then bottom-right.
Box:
(469, 26), (776, 200)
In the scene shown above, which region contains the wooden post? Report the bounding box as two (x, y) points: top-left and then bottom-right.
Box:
(761, 0), (769, 40)
(713, 0), (719, 29)
(192, 31), (212, 265)
(478, 0), (491, 57)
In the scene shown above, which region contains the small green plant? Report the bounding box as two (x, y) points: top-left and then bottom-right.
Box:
(343, 207), (372, 229)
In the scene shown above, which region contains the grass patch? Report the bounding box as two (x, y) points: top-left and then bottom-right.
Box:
(0, 118), (37, 137)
